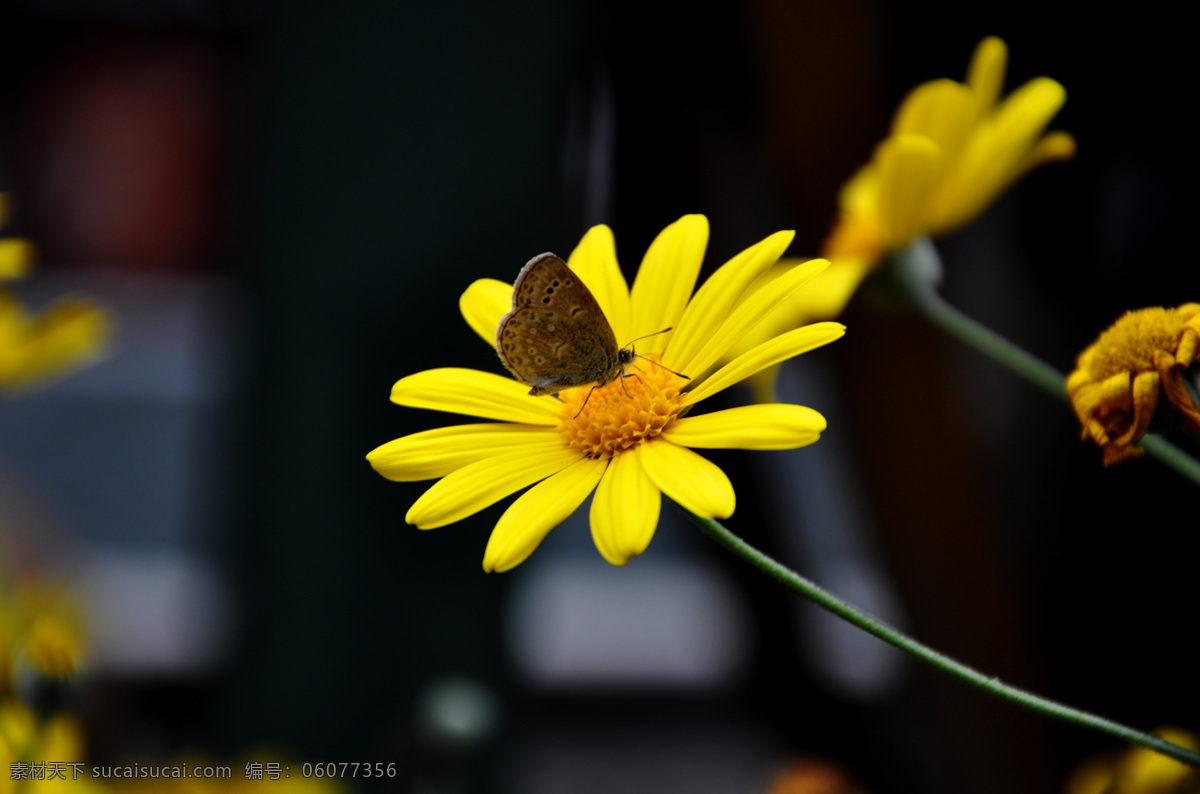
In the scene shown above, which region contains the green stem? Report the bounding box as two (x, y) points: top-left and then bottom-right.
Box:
(1140, 435), (1200, 484)
(890, 241), (1200, 487)
(685, 509), (1200, 767)
(910, 284), (1067, 402)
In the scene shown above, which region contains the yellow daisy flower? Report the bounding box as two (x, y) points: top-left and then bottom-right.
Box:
(0, 700), (93, 794)
(1067, 304), (1200, 466)
(0, 193), (111, 392)
(772, 36), (1076, 329)
(368, 215), (844, 572)
(1, 579), (88, 699)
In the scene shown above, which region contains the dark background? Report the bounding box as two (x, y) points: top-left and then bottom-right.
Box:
(1, 1), (1196, 793)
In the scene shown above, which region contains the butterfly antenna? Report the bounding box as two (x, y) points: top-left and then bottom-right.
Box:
(621, 327), (690, 380)
(623, 327), (674, 347)
(635, 356), (690, 380)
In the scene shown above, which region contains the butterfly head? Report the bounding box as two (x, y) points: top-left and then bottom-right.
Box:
(617, 345), (636, 371)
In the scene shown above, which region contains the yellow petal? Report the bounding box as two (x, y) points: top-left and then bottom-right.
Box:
(1011, 130), (1076, 182)
(1072, 371), (1132, 428)
(785, 257), (871, 321)
(406, 443), (583, 529)
(367, 423), (557, 481)
(1064, 367), (1092, 401)
(482, 455), (608, 571)
(685, 321), (845, 406)
(928, 133), (998, 231)
(664, 404), (826, 450)
(966, 36), (1008, 120)
(638, 438), (734, 519)
(460, 278), (512, 347)
(892, 79), (975, 160)
(390, 368), (560, 424)
(745, 366), (781, 405)
(567, 224), (632, 344)
(0, 239), (34, 280)
(665, 229), (794, 373)
(721, 263), (795, 360)
(0, 298), (111, 390)
(992, 77), (1066, 147)
(1119, 371), (1159, 445)
(629, 214), (709, 346)
(679, 258), (829, 381)
(938, 129), (1075, 237)
(931, 78), (1067, 231)
(876, 134), (943, 247)
(729, 257), (867, 354)
(837, 162), (879, 217)
(589, 446), (661, 565)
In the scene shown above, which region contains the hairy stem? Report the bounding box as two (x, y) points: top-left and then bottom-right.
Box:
(685, 509), (1200, 767)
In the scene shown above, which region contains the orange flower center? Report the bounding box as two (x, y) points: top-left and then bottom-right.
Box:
(557, 352), (690, 458)
(821, 211), (883, 261)
(1083, 305), (1200, 379)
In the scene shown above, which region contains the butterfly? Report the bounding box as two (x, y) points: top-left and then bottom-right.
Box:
(495, 253), (684, 406)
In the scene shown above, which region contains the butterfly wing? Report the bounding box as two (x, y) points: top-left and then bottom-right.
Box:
(496, 253), (621, 395)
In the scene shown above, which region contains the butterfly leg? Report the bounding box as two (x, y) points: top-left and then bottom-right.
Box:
(618, 368), (644, 397)
(574, 384), (601, 418)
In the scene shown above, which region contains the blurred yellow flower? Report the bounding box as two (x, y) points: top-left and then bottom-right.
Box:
(1066, 727), (1200, 794)
(368, 215), (844, 571)
(769, 36), (1076, 332)
(1067, 304), (1200, 466)
(1, 579), (88, 695)
(0, 700), (93, 794)
(0, 194), (111, 393)
(0, 293), (111, 391)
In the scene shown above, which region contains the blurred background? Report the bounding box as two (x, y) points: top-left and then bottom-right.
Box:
(1, 1), (1197, 793)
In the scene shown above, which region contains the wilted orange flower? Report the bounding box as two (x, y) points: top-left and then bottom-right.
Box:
(1067, 305), (1200, 465)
